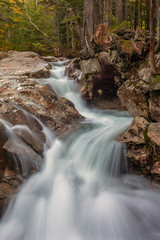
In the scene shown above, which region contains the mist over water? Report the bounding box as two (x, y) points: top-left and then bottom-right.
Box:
(1, 61), (160, 240)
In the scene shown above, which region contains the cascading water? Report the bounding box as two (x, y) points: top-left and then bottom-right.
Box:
(1, 61), (160, 240)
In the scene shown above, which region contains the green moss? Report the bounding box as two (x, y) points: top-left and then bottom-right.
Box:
(143, 128), (149, 143)
(153, 75), (160, 83)
(119, 39), (134, 55)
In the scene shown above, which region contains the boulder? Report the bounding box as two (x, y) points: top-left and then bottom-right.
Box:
(2, 108), (46, 143)
(3, 138), (43, 176)
(98, 51), (112, 68)
(80, 58), (102, 75)
(13, 127), (44, 155)
(149, 90), (160, 121)
(0, 51), (52, 78)
(117, 80), (149, 118)
(117, 116), (150, 144)
(65, 58), (84, 84)
(148, 123), (160, 146)
(138, 68), (153, 82)
(42, 56), (58, 62)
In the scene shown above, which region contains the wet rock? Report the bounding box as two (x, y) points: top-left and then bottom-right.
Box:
(14, 127), (44, 155)
(151, 162), (160, 179)
(0, 123), (8, 178)
(127, 144), (152, 176)
(0, 167), (23, 218)
(91, 97), (124, 110)
(3, 138), (43, 176)
(117, 116), (150, 144)
(148, 123), (160, 146)
(117, 80), (149, 118)
(98, 51), (112, 67)
(42, 56), (58, 62)
(149, 90), (160, 121)
(138, 68), (153, 82)
(3, 109), (46, 143)
(80, 58), (102, 75)
(0, 51), (51, 78)
(65, 58), (84, 83)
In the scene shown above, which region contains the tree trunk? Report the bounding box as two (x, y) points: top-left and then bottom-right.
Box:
(56, 10), (62, 54)
(146, 0), (150, 30)
(65, 8), (70, 50)
(106, 0), (113, 27)
(123, 0), (128, 21)
(115, 0), (123, 23)
(150, 0), (156, 74)
(134, 0), (141, 29)
(83, 0), (100, 55)
(129, 0), (133, 28)
(156, 0), (160, 49)
(140, 0), (143, 28)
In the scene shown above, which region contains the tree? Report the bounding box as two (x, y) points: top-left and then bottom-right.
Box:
(157, 0), (160, 49)
(83, 0), (104, 56)
(150, 0), (156, 74)
(134, 0), (141, 29)
(116, 0), (123, 23)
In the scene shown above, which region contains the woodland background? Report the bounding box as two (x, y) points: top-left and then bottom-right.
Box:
(0, 0), (159, 56)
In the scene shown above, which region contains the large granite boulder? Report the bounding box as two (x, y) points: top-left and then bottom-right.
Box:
(0, 51), (51, 78)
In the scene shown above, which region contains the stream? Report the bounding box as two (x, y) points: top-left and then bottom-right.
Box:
(0, 61), (160, 240)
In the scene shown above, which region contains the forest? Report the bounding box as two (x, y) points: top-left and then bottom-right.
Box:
(0, 0), (159, 56)
(1, 1), (160, 239)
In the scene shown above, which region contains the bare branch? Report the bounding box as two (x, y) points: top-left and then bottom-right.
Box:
(23, 0), (58, 51)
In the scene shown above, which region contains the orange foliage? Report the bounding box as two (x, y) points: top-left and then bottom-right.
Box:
(93, 24), (112, 51)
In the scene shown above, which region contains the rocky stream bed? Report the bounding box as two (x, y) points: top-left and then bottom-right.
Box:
(1, 40), (160, 218)
(0, 51), (82, 217)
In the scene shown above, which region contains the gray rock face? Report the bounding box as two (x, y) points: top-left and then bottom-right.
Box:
(80, 58), (102, 75)
(117, 117), (150, 144)
(138, 68), (153, 82)
(117, 80), (149, 118)
(149, 91), (160, 121)
(0, 167), (23, 218)
(98, 51), (112, 66)
(148, 123), (160, 146)
(14, 127), (44, 155)
(65, 58), (84, 84)
(0, 51), (52, 78)
(3, 138), (43, 175)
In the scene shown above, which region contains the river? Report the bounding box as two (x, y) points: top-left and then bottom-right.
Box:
(0, 61), (160, 240)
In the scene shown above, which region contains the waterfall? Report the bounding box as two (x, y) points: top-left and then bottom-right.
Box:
(1, 60), (160, 240)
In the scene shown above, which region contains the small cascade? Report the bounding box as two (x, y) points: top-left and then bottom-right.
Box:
(0, 109), (54, 177)
(0, 60), (160, 240)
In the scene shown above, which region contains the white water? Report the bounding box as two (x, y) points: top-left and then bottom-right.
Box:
(1, 61), (160, 240)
